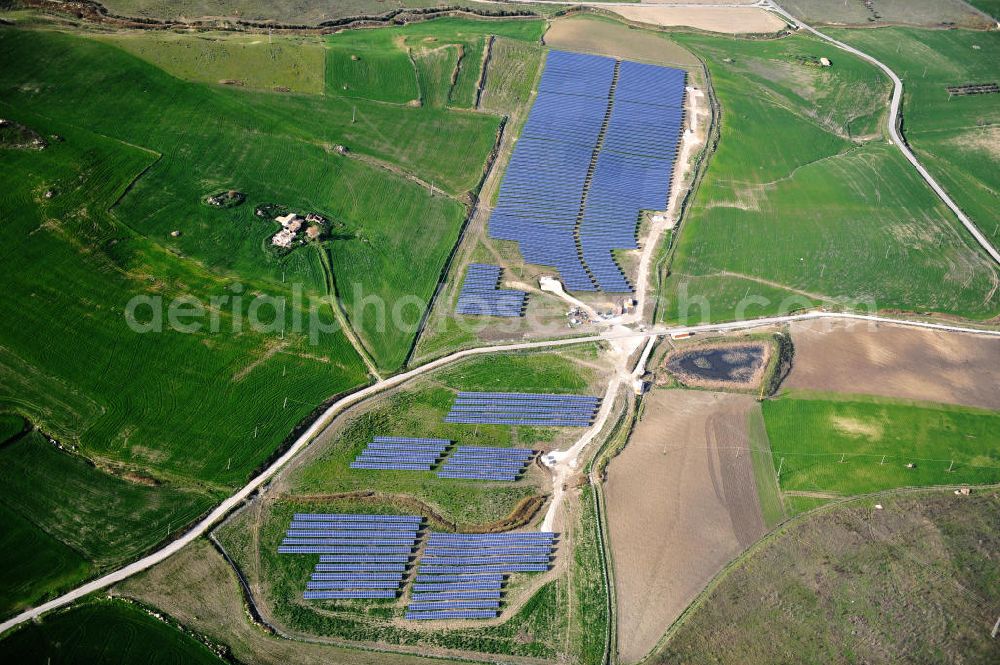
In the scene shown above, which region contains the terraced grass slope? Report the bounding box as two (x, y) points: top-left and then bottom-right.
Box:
(659, 33), (1000, 323)
(653, 490), (1000, 664)
(827, 28), (1000, 250)
(763, 393), (1000, 495)
(0, 600), (225, 664)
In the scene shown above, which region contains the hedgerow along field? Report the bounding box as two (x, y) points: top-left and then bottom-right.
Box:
(214, 348), (608, 658)
(827, 27), (1000, 250)
(0, 14), (539, 617)
(0, 600), (225, 664)
(762, 393), (1000, 495)
(658, 32), (1000, 324)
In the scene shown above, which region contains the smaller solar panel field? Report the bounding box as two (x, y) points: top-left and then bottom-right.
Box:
(279, 513), (423, 600)
(455, 263), (528, 318)
(444, 392), (601, 427)
(403, 531), (558, 621)
(436, 445), (536, 482)
(350, 436), (451, 472)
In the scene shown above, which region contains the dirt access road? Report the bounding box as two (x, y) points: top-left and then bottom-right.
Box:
(606, 390), (766, 663)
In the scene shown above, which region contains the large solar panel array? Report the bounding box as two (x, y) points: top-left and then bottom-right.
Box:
(350, 436), (451, 471)
(456, 263), (528, 318)
(488, 50), (686, 293)
(437, 446), (536, 482)
(279, 513), (422, 600)
(405, 532), (557, 620)
(445, 391), (601, 427)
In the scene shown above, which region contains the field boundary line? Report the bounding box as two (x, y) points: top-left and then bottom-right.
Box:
(767, 0), (1000, 265)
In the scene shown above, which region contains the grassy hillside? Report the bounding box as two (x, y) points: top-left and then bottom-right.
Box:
(0, 600), (225, 664)
(659, 32), (999, 323)
(99, 31), (327, 94)
(827, 28), (1000, 249)
(652, 490), (1000, 664)
(763, 393), (1000, 495)
(0, 16), (535, 616)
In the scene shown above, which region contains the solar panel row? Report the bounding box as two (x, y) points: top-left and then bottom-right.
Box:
(437, 445), (536, 483)
(405, 610), (499, 620)
(282, 513), (423, 599)
(455, 263), (528, 318)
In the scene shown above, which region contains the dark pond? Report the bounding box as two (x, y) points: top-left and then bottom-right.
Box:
(666, 344), (767, 383)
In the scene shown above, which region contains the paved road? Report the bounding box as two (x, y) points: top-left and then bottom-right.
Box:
(765, 1), (1000, 264)
(1, 310), (996, 636)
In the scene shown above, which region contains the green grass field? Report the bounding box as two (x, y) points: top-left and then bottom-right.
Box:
(763, 393), (1000, 495)
(0, 15), (541, 616)
(101, 0), (457, 24)
(966, 0), (1000, 18)
(652, 489), (1000, 664)
(99, 31), (327, 94)
(287, 349), (601, 525)
(659, 32), (1000, 324)
(0, 600), (225, 664)
(480, 36), (543, 114)
(0, 413), (25, 443)
(827, 28), (1000, 250)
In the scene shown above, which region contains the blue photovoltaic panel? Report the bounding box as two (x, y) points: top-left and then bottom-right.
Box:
(455, 263), (528, 318)
(304, 590), (397, 600)
(294, 514), (422, 522)
(414, 574), (505, 583)
(412, 581), (504, 591)
(311, 573), (405, 580)
(418, 564), (550, 574)
(407, 601), (501, 611)
(315, 564), (406, 572)
(486, 49), (685, 293)
(288, 521), (420, 531)
(307, 581), (402, 589)
(280, 548), (412, 556)
(411, 591), (502, 600)
(405, 610), (499, 620)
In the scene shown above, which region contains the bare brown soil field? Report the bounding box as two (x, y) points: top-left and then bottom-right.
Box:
(115, 539), (471, 665)
(605, 7), (788, 34)
(544, 15), (701, 69)
(605, 390), (766, 664)
(779, 0), (994, 28)
(785, 319), (1000, 410)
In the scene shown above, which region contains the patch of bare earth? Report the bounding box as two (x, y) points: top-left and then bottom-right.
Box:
(605, 7), (788, 35)
(785, 319), (1000, 410)
(544, 15), (701, 68)
(605, 390), (766, 664)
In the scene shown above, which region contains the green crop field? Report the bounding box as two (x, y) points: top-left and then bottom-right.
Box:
(99, 31), (327, 94)
(658, 32), (1000, 324)
(0, 600), (225, 664)
(762, 393), (1000, 496)
(652, 490), (1000, 664)
(0, 413), (25, 443)
(827, 28), (1000, 249)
